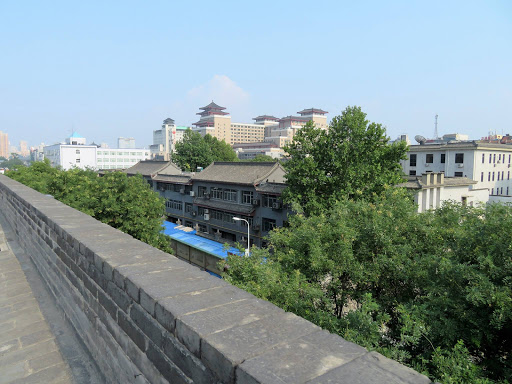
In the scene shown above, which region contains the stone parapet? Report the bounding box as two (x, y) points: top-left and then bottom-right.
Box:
(0, 175), (432, 384)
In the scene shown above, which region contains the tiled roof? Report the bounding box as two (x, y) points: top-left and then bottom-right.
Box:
(124, 161), (181, 177)
(199, 101), (226, 110)
(191, 162), (285, 185)
(253, 115), (278, 121)
(193, 197), (255, 215)
(297, 108), (328, 115)
(152, 174), (192, 184)
(255, 182), (287, 195)
(399, 176), (477, 189)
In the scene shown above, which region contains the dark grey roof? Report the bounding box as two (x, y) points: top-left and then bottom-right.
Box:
(253, 115), (278, 121)
(199, 101), (226, 110)
(193, 197), (255, 215)
(163, 118), (175, 125)
(255, 182), (287, 195)
(297, 108), (328, 115)
(152, 174), (192, 184)
(399, 176), (477, 189)
(192, 162), (285, 185)
(124, 161), (181, 177)
(278, 115), (310, 122)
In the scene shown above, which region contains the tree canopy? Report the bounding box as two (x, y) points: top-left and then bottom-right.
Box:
(282, 106), (408, 215)
(173, 129), (238, 171)
(0, 157), (25, 170)
(223, 189), (512, 383)
(7, 160), (171, 252)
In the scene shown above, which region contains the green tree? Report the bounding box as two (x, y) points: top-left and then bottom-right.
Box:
(282, 106), (408, 216)
(173, 130), (238, 171)
(223, 192), (512, 383)
(0, 157), (25, 170)
(204, 134), (238, 162)
(7, 163), (171, 252)
(173, 129), (213, 171)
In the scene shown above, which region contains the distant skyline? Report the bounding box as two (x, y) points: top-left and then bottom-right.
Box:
(1, 1), (511, 149)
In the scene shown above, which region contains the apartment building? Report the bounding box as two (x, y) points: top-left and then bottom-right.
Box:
(124, 161), (291, 248)
(402, 141), (512, 202)
(0, 131), (9, 158)
(400, 172), (489, 212)
(44, 133), (150, 170)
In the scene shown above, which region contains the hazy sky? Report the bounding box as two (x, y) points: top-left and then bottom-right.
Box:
(1, 0), (511, 149)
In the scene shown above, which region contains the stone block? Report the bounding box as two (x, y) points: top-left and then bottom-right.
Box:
(146, 341), (193, 384)
(176, 298), (281, 357)
(130, 303), (164, 348)
(118, 310), (147, 351)
(202, 312), (319, 383)
(236, 330), (367, 384)
(107, 281), (131, 313)
(306, 351), (432, 384)
(98, 287), (118, 321)
(155, 285), (253, 334)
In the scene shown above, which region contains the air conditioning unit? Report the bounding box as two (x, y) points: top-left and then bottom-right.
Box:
(180, 188), (185, 194)
(204, 209), (209, 214)
(191, 211), (197, 217)
(189, 191), (195, 197)
(252, 199), (260, 206)
(457, 164), (464, 168)
(272, 202), (281, 210)
(204, 214), (210, 221)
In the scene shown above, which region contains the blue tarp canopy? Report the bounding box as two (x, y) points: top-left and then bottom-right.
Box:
(162, 221), (241, 260)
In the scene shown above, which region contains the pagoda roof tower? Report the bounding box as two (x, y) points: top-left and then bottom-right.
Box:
(297, 108), (328, 116)
(193, 101), (230, 127)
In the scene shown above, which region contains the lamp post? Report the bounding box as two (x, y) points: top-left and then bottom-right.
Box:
(233, 217), (250, 256)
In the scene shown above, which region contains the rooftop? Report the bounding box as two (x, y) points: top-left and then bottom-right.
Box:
(297, 108), (328, 115)
(191, 161), (286, 185)
(124, 160), (181, 177)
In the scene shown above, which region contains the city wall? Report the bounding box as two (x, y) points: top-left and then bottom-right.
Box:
(0, 175), (431, 384)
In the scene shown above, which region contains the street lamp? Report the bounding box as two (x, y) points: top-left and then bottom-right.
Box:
(233, 217), (250, 256)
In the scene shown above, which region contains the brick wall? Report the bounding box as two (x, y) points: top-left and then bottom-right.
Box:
(0, 175), (432, 384)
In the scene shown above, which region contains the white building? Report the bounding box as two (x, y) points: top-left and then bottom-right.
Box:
(96, 148), (151, 170)
(150, 118), (189, 160)
(402, 141), (512, 203)
(43, 133), (150, 170)
(400, 172), (489, 212)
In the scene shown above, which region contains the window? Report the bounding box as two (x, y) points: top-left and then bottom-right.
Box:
(501, 187), (503, 195)
(223, 189), (237, 202)
(509, 154), (511, 164)
(489, 154), (492, 163)
(198, 186), (207, 197)
(498, 172), (500, 181)
(507, 187), (509, 195)
(508, 171), (510, 180)
(198, 223), (207, 233)
(426, 154), (434, 163)
(76, 158), (81, 163)
(454, 172), (463, 177)
(240, 215), (253, 227)
(242, 191), (254, 204)
(409, 170), (416, 176)
(499, 154), (502, 162)
(492, 172), (495, 181)
(491, 188), (494, 195)
(76, 149), (80, 154)
(165, 199), (182, 211)
(211, 188), (223, 200)
(481, 172), (484, 182)
(440, 154), (446, 164)
(262, 218), (276, 232)
(488, 172), (491, 181)
(185, 203), (193, 214)
(262, 194), (278, 208)
(482, 153), (485, 163)
(455, 153), (464, 163)
(493, 154), (496, 163)
(409, 154), (417, 167)
(502, 171), (504, 180)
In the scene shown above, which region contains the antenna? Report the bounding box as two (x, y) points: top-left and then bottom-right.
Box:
(434, 114), (439, 139)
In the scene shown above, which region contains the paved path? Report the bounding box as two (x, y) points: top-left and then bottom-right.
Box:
(0, 223), (73, 383)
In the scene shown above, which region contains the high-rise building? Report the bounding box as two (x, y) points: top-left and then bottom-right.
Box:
(118, 137), (136, 149)
(0, 131), (9, 158)
(19, 140), (29, 157)
(150, 118), (188, 160)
